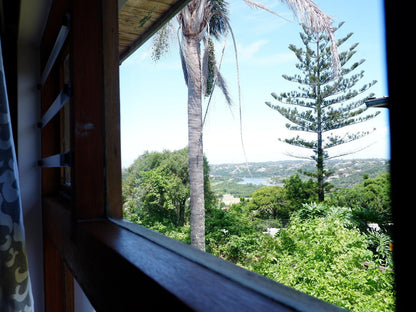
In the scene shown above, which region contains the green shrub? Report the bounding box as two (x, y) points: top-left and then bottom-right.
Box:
(328, 173), (391, 225)
(247, 207), (395, 311)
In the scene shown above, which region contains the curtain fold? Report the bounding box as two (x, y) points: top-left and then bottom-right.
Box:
(0, 37), (34, 311)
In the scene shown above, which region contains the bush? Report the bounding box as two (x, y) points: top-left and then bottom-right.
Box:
(147, 221), (191, 244)
(328, 173), (391, 225)
(366, 229), (393, 267)
(247, 205), (395, 311)
(206, 203), (395, 311)
(205, 206), (255, 255)
(248, 186), (290, 219)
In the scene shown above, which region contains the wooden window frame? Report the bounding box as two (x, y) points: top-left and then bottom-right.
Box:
(39, 0), (408, 311)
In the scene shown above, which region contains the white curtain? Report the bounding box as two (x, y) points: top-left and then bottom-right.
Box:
(0, 37), (34, 311)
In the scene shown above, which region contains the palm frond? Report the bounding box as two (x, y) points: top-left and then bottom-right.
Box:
(243, 0), (340, 77)
(202, 28), (230, 127)
(214, 66), (232, 105)
(178, 31), (189, 86)
(242, 0), (293, 22)
(283, 0), (340, 76)
(202, 37), (210, 96)
(225, 18), (252, 177)
(208, 0), (230, 40)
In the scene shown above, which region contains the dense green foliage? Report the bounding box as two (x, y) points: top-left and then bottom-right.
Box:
(123, 150), (394, 311)
(123, 148), (216, 227)
(328, 173), (392, 227)
(250, 205), (394, 311)
(248, 186), (288, 219)
(283, 174), (317, 210)
(205, 201), (394, 311)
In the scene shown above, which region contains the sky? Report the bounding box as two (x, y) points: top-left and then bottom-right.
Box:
(119, 0), (388, 168)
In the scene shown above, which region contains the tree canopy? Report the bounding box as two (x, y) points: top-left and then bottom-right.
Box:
(123, 148), (215, 227)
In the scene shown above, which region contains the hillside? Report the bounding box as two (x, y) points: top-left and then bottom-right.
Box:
(210, 159), (389, 197)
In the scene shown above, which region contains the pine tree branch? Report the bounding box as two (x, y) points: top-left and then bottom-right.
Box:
(281, 0), (341, 76)
(281, 136), (316, 149)
(323, 82), (377, 107)
(281, 150), (313, 160)
(326, 141), (376, 160)
(323, 110), (380, 132)
(266, 103), (318, 132)
(323, 129), (375, 149)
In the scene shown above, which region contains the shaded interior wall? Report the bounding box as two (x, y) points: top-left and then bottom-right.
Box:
(17, 42), (44, 312)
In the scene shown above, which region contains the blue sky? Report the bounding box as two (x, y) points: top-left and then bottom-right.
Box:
(120, 0), (388, 168)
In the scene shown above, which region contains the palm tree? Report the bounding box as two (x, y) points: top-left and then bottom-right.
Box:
(177, 0), (229, 251)
(152, 0), (339, 251)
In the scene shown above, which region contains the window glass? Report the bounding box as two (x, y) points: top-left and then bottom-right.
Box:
(120, 1), (393, 310)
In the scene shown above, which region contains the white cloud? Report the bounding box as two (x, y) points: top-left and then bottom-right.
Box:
(238, 39), (269, 61)
(225, 39), (296, 67)
(253, 51), (296, 66)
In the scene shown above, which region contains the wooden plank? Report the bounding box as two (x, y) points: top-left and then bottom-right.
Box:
(119, 0), (189, 61)
(43, 198), (191, 311)
(119, 3), (170, 17)
(70, 0), (106, 219)
(43, 234), (74, 312)
(102, 0), (123, 218)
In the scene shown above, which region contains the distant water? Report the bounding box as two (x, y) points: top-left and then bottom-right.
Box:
(237, 177), (276, 186)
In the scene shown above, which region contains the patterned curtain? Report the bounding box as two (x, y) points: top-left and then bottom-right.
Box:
(0, 38), (34, 311)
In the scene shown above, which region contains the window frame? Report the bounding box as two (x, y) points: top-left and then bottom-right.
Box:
(40, 0), (402, 311)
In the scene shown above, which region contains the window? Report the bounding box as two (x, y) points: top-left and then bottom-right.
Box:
(119, 1), (394, 311)
(39, 0), (409, 311)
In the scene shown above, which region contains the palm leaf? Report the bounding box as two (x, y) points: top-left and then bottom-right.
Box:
(243, 0), (340, 76)
(202, 37), (210, 96)
(214, 66), (231, 105)
(208, 0), (230, 40)
(178, 31), (189, 86)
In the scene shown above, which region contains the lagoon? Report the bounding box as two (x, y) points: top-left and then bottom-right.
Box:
(237, 177), (276, 186)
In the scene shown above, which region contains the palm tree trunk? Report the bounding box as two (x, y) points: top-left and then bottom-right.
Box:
(183, 35), (205, 251)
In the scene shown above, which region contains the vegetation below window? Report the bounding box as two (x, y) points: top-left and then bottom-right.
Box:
(122, 149), (394, 311)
